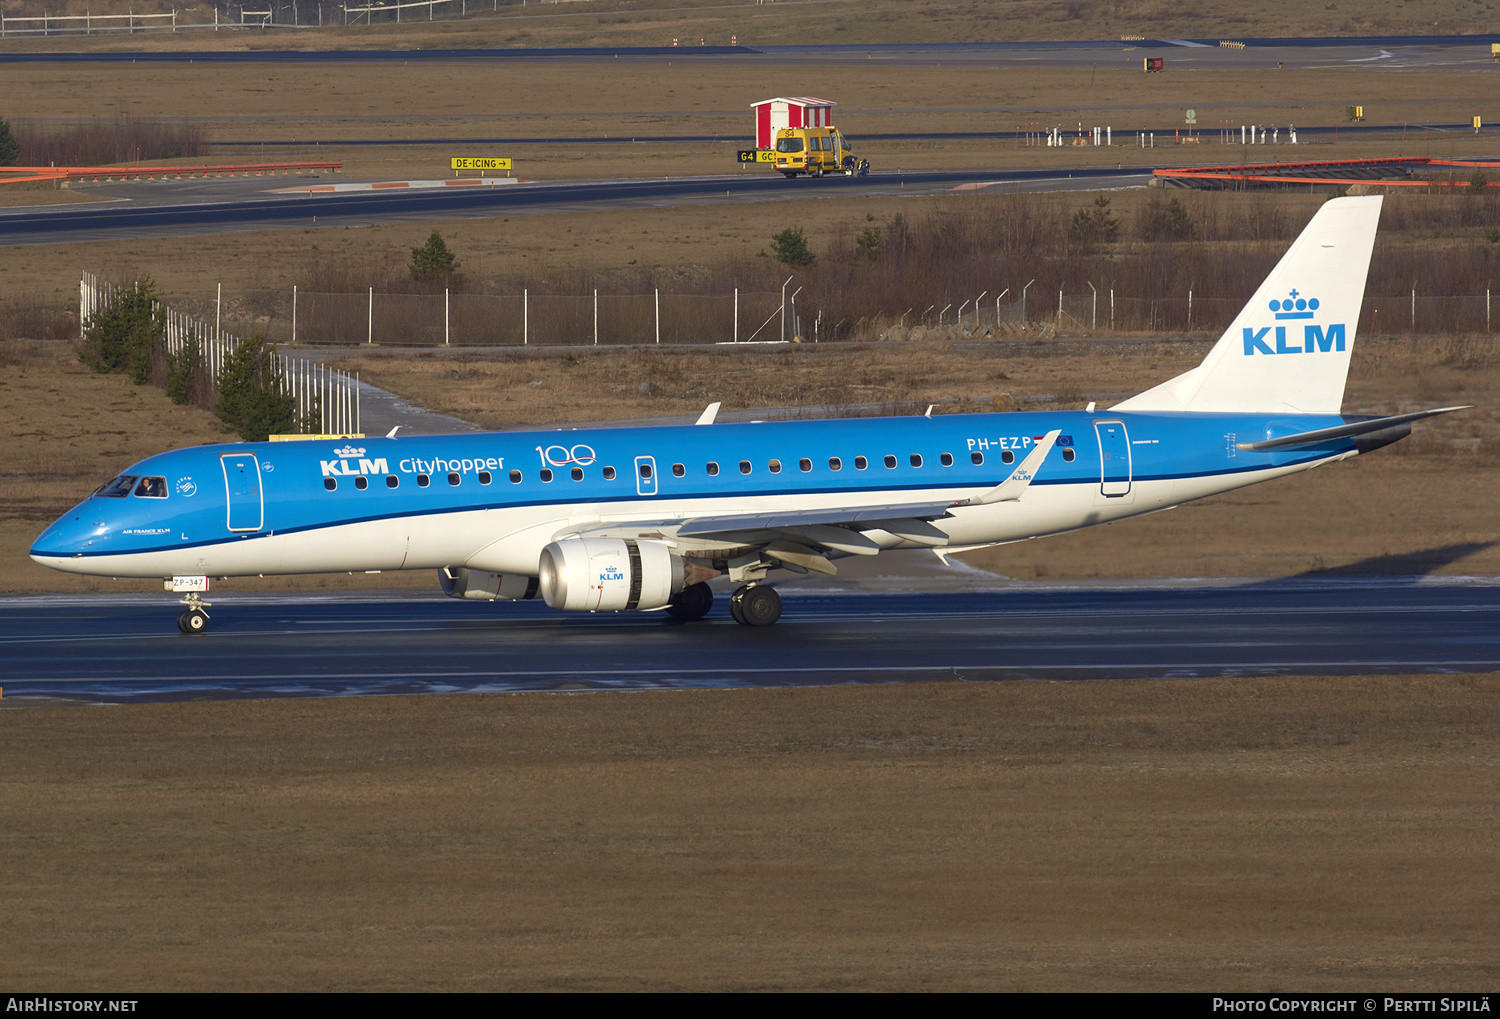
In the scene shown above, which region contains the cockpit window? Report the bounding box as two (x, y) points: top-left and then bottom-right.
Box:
(95, 475), (138, 498)
(134, 476), (168, 499)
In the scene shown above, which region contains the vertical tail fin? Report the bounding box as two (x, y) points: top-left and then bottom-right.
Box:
(1114, 195), (1383, 415)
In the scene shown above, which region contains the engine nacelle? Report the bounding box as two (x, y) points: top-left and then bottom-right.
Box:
(438, 567), (539, 602)
(539, 538), (692, 612)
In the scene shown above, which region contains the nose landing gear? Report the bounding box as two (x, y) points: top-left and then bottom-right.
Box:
(176, 591), (211, 634)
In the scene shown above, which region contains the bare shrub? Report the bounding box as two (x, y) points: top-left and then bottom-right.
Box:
(14, 116), (206, 167)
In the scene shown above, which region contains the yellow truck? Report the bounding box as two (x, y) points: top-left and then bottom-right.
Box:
(773, 126), (859, 178)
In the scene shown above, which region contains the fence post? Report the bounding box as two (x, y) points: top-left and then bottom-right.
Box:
(1188, 289), (1193, 330)
(292, 285), (297, 344)
(368, 286), (373, 345)
(734, 288), (738, 343)
(655, 288), (660, 344)
(445, 288), (450, 346)
(1411, 285), (1416, 332)
(524, 288), (528, 345)
(216, 282), (221, 340)
(594, 289), (598, 345)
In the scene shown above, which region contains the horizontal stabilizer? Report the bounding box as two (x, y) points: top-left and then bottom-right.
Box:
(1235, 406), (1469, 451)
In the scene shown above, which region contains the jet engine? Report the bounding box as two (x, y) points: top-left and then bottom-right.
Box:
(538, 538), (715, 612)
(438, 567), (540, 602)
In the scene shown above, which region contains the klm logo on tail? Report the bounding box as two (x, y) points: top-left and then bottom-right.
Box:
(1243, 289), (1345, 356)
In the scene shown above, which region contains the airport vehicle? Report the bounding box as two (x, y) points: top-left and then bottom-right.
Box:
(31, 196), (1461, 633)
(772, 126), (858, 178)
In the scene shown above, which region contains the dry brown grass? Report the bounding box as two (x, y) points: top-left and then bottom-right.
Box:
(1, 59), (1496, 188)
(1, 0), (1494, 49)
(1, 676), (1496, 991)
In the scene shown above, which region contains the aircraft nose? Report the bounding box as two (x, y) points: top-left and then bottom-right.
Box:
(29, 512), (109, 566)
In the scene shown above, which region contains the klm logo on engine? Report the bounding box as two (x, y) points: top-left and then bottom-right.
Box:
(1242, 289), (1345, 356)
(320, 445), (389, 477)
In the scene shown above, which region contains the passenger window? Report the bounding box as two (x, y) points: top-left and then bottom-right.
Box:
(829, 457), (842, 471)
(707, 462), (720, 476)
(799, 458), (812, 472)
(940, 453), (954, 467)
(639, 463), (653, 479)
(603, 466), (617, 480)
(769, 459), (782, 473)
(971, 452), (984, 466)
(417, 474), (431, 487)
(571, 467), (584, 481)
(910, 454), (923, 468)
(1062, 448), (1076, 462)
(884, 455), (897, 469)
(324, 478), (337, 491)
(540, 469), (553, 483)
(355, 476), (369, 491)
(510, 469), (523, 484)
(134, 476), (167, 498)
(478, 471), (492, 485)
(387, 475), (400, 488)
(448, 472), (461, 486)
(854, 456), (868, 470)
(1001, 450), (1015, 465)
(672, 463), (685, 477)
(739, 460), (752, 475)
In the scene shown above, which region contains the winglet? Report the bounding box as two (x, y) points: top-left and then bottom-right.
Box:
(956, 430), (1061, 506)
(695, 402), (721, 426)
(385, 425), (401, 439)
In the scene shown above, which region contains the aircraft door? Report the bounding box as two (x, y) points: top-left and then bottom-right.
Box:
(221, 453), (264, 532)
(635, 456), (658, 496)
(1094, 420), (1132, 497)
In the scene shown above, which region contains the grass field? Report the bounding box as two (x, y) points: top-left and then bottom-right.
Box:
(2, 676), (1496, 991)
(3, 0), (1498, 50)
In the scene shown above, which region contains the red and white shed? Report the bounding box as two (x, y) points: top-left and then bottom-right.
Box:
(752, 97), (837, 150)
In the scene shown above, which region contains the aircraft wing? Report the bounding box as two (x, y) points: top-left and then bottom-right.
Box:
(564, 442), (1063, 567)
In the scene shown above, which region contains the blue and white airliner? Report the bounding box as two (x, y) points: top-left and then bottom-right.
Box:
(31, 196), (1462, 632)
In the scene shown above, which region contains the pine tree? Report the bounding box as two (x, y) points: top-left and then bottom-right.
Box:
(409, 231), (459, 283)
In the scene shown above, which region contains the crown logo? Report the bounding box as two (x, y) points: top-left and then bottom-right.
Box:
(1269, 289), (1319, 320)
(333, 445), (366, 457)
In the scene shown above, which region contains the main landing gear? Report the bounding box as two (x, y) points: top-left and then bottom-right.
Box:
(666, 581), (715, 621)
(664, 581), (783, 626)
(729, 584), (782, 627)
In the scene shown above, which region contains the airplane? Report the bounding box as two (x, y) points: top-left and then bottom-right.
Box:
(31, 195), (1464, 633)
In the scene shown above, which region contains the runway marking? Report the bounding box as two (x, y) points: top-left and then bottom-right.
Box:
(9, 659), (1500, 687)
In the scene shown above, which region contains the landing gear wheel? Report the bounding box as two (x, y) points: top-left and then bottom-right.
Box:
(177, 608), (208, 634)
(666, 582), (714, 621)
(732, 585), (782, 627)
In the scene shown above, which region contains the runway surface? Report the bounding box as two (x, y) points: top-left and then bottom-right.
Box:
(0, 167), (1149, 244)
(4, 575), (1497, 703)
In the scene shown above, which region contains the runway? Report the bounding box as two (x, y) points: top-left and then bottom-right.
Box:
(0, 167), (1150, 244)
(3, 575), (1497, 703)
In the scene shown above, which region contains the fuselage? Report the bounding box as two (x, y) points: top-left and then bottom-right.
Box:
(31, 408), (1362, 581)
